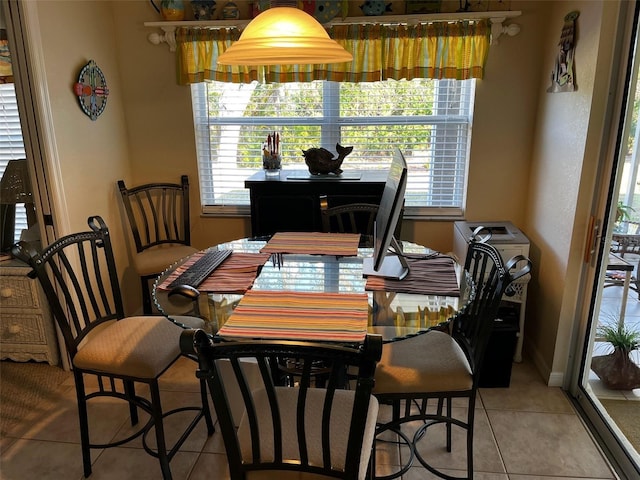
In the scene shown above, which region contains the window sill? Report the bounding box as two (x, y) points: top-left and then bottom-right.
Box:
(145, 10), (521, 51)
(201, 205), (463, 220)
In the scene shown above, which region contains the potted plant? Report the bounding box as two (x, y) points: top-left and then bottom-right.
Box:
(591, 322), (640, 390)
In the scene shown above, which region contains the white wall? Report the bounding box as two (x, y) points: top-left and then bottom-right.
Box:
(32, 0), (136, 312)
(524, 1), (621, 383)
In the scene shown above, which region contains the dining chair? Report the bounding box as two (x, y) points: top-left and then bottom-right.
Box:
(181, 329), (383, 480)
(372, 236), (532, 480)
(118, 176), (198, 314)
(12, 215), (214, 480)
(319, 195), (403, 248)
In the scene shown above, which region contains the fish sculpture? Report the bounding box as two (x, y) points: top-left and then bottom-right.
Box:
(302, 143), (354, 175)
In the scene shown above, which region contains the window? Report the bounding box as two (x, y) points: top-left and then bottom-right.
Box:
(0, 83), (27, 242)
(191, 78), (475, 217)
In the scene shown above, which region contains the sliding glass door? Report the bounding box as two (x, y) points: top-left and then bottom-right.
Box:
(570, 3), (640, 478)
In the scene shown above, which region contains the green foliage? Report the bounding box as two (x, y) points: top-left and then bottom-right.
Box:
(205, 79), (439, 169)
(626, 85), (640, 155)
(598, 322), (640, 355)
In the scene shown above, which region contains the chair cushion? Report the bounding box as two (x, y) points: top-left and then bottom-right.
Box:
(373, 330), (473, 394)
(73, 316), (183, 379)
(239, 387), (378, 480)
(133, 244), (199, 277)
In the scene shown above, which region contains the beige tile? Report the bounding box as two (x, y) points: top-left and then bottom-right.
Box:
(189, 452), (231, 479)
(88, 445), (199, 480)
(402, 407), (505, 475)
(201, 426), (229, 454)
(480, 361), (574, 413)
(372, 462), (405, 478)
(374, 427), (403, 467)
(488, 410), (615, 478)
(111, 390), (214, 453)
(20, 387), (130, 446)
(0, 438), (86, 479)
(0, 433), (18, 453)
(509, 476), (617, 480)
(160, 356), (204, 393)
(1, 382), (75, 439)
(403, 466), (508, 479)
(1, 354), (630, 480)
(588, 376), (628, 400)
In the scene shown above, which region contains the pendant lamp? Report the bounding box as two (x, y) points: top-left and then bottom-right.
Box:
(217, 7), (353, 66)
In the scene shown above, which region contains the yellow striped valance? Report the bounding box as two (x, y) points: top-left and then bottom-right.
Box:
(176, 20), (491, 85)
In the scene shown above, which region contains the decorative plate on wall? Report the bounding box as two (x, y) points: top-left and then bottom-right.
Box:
(73, 60), (109, 121)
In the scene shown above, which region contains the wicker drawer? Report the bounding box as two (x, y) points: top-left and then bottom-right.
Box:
(0, 261), (59, 365)
(1, 312), (46, 344)
(0, 273), (40, 309)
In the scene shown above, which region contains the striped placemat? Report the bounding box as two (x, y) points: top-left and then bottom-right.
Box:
(157, 251), (271, 293)
(260, 231), (361, 256)
(218, 290), (369, 343)
(365, 256), (460, 296)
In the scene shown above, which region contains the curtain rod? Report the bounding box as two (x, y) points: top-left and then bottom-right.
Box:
(145, 10), (521, 52)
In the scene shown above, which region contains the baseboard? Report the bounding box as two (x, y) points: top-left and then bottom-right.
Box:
(525, 337), (565, 387)
(547, 371), (564, 387)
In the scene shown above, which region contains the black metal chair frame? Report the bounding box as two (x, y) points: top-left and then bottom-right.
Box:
(372, 236), (531, 480)
(13, 216), (214, 480)
(181, 330), (383, 480)
(319, 195), (403, 248)
(118, 175), (193, 314)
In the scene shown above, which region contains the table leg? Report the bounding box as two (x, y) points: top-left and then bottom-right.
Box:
(619, 270), (631, 328)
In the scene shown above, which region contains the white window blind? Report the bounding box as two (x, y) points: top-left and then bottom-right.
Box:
(191, 78), (475, 216)
(0, 83), (27, 242)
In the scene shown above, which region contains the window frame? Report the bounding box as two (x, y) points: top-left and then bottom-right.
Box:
(0, 82), (29, 242)
(192, 78), (474, 219)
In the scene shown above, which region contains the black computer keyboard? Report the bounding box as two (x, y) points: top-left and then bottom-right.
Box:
(168, 249), (232, 289)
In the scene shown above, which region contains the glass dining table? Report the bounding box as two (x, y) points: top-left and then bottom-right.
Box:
(153, 236), (474, 344)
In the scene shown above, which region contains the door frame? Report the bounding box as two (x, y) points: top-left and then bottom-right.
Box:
(567, 2), (640, 478)
(2, 0), (69, 243)
(2, 0), (70, 369)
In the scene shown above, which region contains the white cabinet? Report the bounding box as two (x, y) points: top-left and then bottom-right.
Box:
(0, 259), (59, 365)
(453, 221), (530, 362)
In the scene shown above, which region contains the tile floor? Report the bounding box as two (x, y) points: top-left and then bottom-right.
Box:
(0, 354), (620, 480)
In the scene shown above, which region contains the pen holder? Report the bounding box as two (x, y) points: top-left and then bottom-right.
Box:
(263, 154), (282, 177)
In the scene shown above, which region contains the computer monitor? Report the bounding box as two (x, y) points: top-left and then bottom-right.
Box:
(362, 148), (409, 280)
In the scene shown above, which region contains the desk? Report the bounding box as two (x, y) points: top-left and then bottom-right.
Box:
(605, 252), (636, 327)
(153, 237), (473, 344)
(244, 170), (387, 237)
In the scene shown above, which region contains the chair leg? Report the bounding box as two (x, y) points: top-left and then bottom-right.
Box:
(123, 379), (139, 425)
(73, 371), (92, 478)
(141, 276), (153, 315)
(199, 378), (215, 435)
(466, 396), (476, 479)
(445, 398), (452, 452)
(149, 381), (172, 480)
